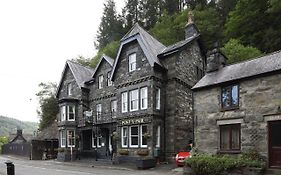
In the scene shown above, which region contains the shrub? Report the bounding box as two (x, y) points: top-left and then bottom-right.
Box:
(118, 149), (129, 155)
(185, 153), (266, 175)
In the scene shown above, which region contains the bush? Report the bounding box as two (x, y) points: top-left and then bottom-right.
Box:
(185, 152), (266, 175)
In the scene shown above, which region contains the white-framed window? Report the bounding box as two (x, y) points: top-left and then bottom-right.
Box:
(60, 106), (66, 121)
(97, 136), (102, 148)
(156, 125), (160, 148)
(140, 125), (148, 148)
(140, 87), (148, 110)
(129, 89), (139, 111)
(67, 130), (75, 147)
(107, 71), (112, 86)
(121, 127), (128, 147)
(128, 53), (136, 72)
(156, 88), (161, 110)
(60, 130), (66, 147)
(92, 132), (96, 148)
(96, 104), (102, 120)
(98, 75), (103, 89)
(129, 125), (139, 148)
(121, 92), (128, 113)
(67, 105), (75, 121)
(67, 83), (72, 96)
(111, 100), (117, 118)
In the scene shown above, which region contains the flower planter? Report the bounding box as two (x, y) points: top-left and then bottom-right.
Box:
(136, 158), (156, 169)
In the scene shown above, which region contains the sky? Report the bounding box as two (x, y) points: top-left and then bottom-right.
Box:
(0, 0), (125, 122)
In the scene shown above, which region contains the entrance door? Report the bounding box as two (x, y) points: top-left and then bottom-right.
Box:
(269, 121), (281, 168)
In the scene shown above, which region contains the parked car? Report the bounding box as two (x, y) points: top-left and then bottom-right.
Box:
(175, 151), (190, 166)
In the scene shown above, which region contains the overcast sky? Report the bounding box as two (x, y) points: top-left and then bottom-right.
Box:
(0, 0), (125, 122)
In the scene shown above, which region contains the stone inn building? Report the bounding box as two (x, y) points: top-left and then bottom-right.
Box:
(192, 50), (281, 168)
(56, 20), (205, 162)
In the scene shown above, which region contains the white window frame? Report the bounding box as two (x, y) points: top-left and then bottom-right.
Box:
(107, 71), (112, 86)
(97, 136), (102, 148)
(60, 130), (66, 147)
(67, 83), (72, 96)
(128, 53), (136, 72)
(67, 130), (75, 147)
(60, 106), (66, 121)
(129, 89), (139, 111)
(98, 75), (103, 89)
(156, 88), (161, 110)
(156, 126), (160, 148)
(129, 125), (139, 148)
(140, 125), (148, 148)
(96, 104), (102, 120)
(111, 100), (117, 118)
(121, 92), (128, 113)
(92, 132), (96, 148)
(67, 105), (75, 121)
(140, 87), (148, 110)
(121, 127), (128, 148)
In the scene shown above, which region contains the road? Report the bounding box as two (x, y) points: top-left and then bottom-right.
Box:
(0, 155), (180, 175)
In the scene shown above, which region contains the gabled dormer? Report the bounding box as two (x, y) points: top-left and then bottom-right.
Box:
(110, 23), (166, 85)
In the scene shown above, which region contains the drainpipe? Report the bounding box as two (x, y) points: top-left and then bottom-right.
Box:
(192, 92), (195, 147)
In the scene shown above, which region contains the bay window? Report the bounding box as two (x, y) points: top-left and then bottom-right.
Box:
(67, 130), (75, 147)
(140, 125), (148, 148)
(67, 105), (75, 121)
(60, 130), (66, 147)
(129, 89), (139, 111)
(121, 127), (128, 147)
(60, 106), (66, 121)
(129, 126), (139, 148)
(140, 87), (148, 110)
(121, 92), (128, 113)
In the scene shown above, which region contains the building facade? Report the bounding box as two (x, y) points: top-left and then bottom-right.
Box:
(193, 50), (281, 168)
(56, 20), (205, 162)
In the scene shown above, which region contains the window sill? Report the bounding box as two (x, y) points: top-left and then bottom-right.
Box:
(220, 107), (239, 112)
(218, 150), (241, 154)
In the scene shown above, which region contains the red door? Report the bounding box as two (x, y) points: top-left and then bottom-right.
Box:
(269, 121), (281, 168)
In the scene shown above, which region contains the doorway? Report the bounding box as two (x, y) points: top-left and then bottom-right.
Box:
(269, 121), (281, 168)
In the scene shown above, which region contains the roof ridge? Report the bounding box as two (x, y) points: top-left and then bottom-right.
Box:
(67, 59), (94, 71)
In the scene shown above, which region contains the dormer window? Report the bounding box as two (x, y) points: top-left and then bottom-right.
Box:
(128, 53), (136, 72)
(67, 83), (72, 96)
(221, 85), (239, 110)
(98, 75), (103, 89)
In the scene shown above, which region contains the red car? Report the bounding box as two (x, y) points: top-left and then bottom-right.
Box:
(175, 151), (190, 166)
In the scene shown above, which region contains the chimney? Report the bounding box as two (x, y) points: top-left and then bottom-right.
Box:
(185, 11), (199, 39)
(17, 128), (23, 136)
(206, 47), (227, 73)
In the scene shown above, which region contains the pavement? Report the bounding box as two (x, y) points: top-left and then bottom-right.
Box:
(0, 155), (183, 175)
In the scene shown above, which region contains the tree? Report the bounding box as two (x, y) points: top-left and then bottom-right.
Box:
(225, 0), (281, 53)
(139, 0), (160, 29)
(36, 82), (59, 130)
(96, 0), (124, 49)
(72, 55), (92, 67)
(123, 0), (141, 30)
(221, 39), (263, 64)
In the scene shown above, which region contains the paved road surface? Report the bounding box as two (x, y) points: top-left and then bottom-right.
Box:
(0, 155), (181, 175)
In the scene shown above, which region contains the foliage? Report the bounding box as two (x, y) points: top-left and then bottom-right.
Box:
(36, 82), (59, 130)
(118, 149), (129, 155)
(96, 0), (124, 49)
(90, 41), (119, 68)
(0, 136), (8, 153)
(221, 39), (263, 64)
(137, 148), (149, 156)
(185, 153), (266, 175)
(72, 55), (91, 67)
(0, 115), (38, 137)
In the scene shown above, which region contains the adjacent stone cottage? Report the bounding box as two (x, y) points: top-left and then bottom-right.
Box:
(193, 50), (281, 168)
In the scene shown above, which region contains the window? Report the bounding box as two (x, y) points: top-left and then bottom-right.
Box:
(67, 83), (72, 96)
(222, 85), (239, 110)
(121, 127), (128, 147)
(128, 53), (136, 72)
(97, 136), (102, 148)
(220, 124), (240, 151)
(156, 126), (160, 148)
(60, 130), (66, 147)
(129, 126), (139, 148)
(107, 71), (112, 86)
(67, 105), (75, 121)
(60, 106), (66, 121)
(156, 88), (160, 110)
(98, 75), (103, 89)
(96, 104), (102, 121)
(92, 132), (96, 148)
(67, 130), (75, 147)
(140, 125), (148, 148)
(140, 87), (148, 110)
(121, 92), (128, 113)
(130, 89), (139, 111)
(111, 100), (117, 118)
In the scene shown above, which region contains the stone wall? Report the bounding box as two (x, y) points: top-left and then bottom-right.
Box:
(194, 72), (281, 160)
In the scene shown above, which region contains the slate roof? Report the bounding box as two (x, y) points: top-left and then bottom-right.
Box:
(193, 51), (281, 90)
(91, 54), (114, 78)
(56, 60), (95, 97)
(36, 122), (58, 140)
(111, 24), (166, 79)
(158, 34), (200, 57)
